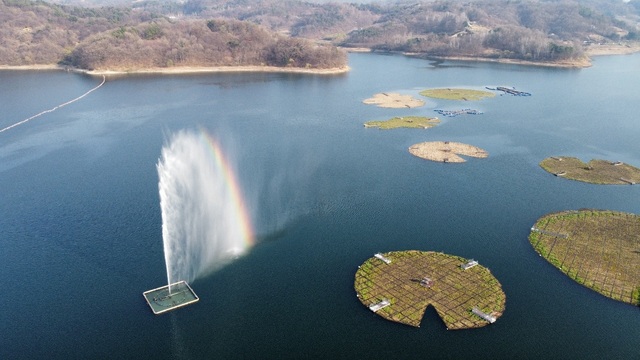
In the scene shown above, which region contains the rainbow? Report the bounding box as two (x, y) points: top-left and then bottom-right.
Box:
(199, 130), (255, 249)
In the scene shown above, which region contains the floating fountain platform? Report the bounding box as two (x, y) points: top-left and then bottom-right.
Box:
(143, 281), (199, 315)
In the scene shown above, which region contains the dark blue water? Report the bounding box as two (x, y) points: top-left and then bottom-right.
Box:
(1, 53), (638, 359)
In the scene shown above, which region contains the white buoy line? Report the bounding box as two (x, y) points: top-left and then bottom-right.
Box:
(0, 75), (106, 134)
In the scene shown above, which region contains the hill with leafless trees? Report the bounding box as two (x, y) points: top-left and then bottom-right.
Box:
(1, 0), (638, 69)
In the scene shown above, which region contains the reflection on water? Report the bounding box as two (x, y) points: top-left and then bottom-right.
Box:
(0, 52), (638, 359)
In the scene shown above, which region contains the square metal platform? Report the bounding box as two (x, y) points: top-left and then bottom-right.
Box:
(143, 281), (199, 315)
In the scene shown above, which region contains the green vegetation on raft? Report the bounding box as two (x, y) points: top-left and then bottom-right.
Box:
(364, 116), (441, 130)
(539, 157), (640, 185)
(529, 209), (640, 306)
(419, 88), (495, 101)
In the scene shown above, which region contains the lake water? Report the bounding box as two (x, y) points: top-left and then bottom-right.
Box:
(1, 53), (638, 359)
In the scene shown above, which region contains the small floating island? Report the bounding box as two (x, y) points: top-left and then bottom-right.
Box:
(419, 88), (495, 101)
(409, 141), (488, 163)
(362, 93), (425, 108)
(539, 157), (640, 185)
(529, 210), (640, 306)
(364, 116), (441, 130)
(354, 251), (506, 329)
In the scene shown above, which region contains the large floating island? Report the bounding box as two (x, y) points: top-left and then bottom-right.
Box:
(539, 157), (640, 185)
(409, 141), (488, 163)
(354, 251), (506, 329)
(529, 210), (640, 306)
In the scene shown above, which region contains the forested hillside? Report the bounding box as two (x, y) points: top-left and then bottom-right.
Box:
(175, 0), (637, 63)
(0, 0), (347, 69)
(338, 0), (639, 61)
(67, 19), (346, 70)
(1, 0), (639, 69)
(0, 0), (139, 65)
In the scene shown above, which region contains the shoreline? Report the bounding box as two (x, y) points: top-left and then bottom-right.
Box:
(422, 54), (593, 68)
(421, 43), (640, 68)
(0, 64), (350, 76)
(2, 44), (637, 73)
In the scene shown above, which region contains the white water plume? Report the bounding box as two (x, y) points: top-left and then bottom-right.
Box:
(157, 130), (252, 286)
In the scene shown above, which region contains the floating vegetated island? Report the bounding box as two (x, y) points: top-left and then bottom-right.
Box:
(540, 157), (640, 185)
(409, 141), (488, 163)
(362, 93), (425, 108)
(529, 210), (640, 306)
(354, 251), (506, 329)
(364, 116), (441, 130)
(419, 88), (495, 101)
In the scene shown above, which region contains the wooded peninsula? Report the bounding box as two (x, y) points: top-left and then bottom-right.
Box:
(1, 0), (639, 72)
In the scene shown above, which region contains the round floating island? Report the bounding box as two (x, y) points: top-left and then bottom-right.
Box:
(419, 88), (495, 101)
(409, 141), (488, 163)
(362, 93), (425, 108)
(539, 157), (640, 185)
(529, 210), (640, 305)
(364, 116), (440, 130)
(354, 251), (506, 329)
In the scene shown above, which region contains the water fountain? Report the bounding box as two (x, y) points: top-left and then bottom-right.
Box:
(143, 130), (254, 314)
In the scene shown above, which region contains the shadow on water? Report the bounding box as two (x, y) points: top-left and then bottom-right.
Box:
(421, 57), (477, 69)
(254, 226), (289, 244)
(170, 313), (190, 360)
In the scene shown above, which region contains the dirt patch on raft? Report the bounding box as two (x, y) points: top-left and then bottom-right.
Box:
(409, 141), (488, 163)
(363, 93), (425, 108)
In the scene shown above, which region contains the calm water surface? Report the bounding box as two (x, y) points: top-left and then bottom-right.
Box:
(1, 53), (639, 359)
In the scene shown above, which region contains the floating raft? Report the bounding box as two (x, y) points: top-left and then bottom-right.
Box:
(362, 92), (425, 108)
(496, 86), (531, 96)
(374, 253), (392, 264)
(461, 259), (479, 270)
(434, 109), (483, 117)
(354, 251), (506, 329)
(143, 281), (199, 315)
(409, 141), (488, 163)
(369, 299), (391, 312)
(539, 157), (640, 185)
(472, 307), (497, 323)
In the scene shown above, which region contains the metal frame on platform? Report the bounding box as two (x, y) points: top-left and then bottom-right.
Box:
(143, 280), (199, 315)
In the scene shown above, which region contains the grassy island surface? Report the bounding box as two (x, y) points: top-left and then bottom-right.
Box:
(362, 93), (425, 108)
(539, 157), (640, 185)
(364, 116), (440, 130)
(354, 251), (506, 329)
(529, 210), (640, 306)
(409, 141), (488, 163)
(419, 88), (495, 101)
